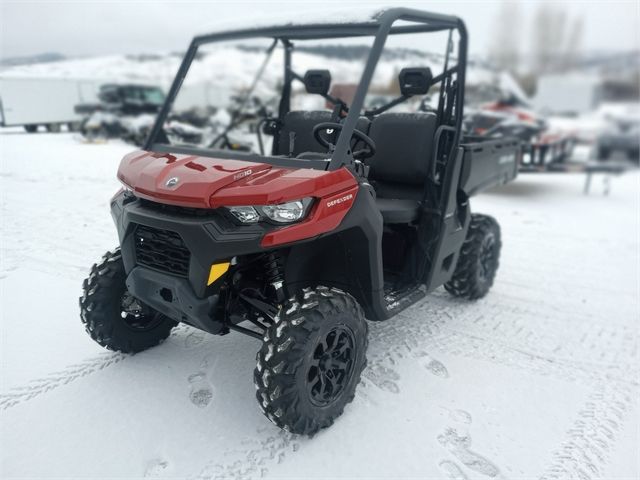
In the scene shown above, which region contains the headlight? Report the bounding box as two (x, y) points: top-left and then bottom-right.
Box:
(227, 206), (260, 224)
(227, 198), (313, 224)
(261, 200), (306, 223)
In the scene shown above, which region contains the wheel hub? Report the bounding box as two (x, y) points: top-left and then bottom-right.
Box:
(120, 291), (162, 331)
(478, 234), (496, 280)
(307, 326), (356, 406)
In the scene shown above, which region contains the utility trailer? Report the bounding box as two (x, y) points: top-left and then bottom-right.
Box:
(0, 77), (100, 132)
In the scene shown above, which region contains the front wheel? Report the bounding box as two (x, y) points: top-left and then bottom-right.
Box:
(445, 214), (501, 300)
(79, 249), (176, 353)
(254, 287), (368, 435)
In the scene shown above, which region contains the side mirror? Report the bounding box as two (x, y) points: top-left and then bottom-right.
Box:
(304, 70), (331, 96)
(399, 68), (433, 96)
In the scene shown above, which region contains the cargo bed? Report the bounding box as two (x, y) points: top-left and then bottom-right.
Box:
(460, 136), (521, 196)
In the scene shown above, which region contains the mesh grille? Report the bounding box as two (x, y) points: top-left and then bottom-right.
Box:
(134, 225), (190, 277)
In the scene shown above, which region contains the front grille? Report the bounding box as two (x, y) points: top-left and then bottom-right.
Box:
(134, 225), (190, 277)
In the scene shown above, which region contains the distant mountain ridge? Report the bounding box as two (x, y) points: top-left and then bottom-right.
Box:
(0, 52), (67, 68)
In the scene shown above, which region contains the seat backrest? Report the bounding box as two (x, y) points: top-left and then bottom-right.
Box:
(276, 111), (332, 156)
(367, 112), (437, 188)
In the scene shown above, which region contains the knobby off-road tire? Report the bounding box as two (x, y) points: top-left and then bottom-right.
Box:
(445, 214), (501, 300)
(80, 249), (176, 353)
(254, 286), (368, 435)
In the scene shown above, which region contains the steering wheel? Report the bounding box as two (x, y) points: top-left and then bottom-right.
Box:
(312, 122), (376, 159)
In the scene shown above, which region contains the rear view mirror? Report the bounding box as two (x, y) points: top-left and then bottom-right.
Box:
(399, 68), (433, 96)
(304, 70), (331, 96)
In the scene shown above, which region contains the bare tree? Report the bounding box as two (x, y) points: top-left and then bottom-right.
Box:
(531, 4), (584, 74)
(563, 15), (585, 70)
(489, 1), (522, 73)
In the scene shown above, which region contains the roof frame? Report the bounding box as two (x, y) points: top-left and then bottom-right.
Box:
(145, 8), (467, 171)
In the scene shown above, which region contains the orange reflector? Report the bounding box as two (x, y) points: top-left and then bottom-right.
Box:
(207, 262), (230, 286)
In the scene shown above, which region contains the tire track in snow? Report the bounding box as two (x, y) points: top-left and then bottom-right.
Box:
(189, 428), (300, 480)
(0, 324), (193, 410)
(539, 382), (636, 480)
(0, 351), (128, 410)
(359, 295), (638, 480)
(192, 289), (637, 479)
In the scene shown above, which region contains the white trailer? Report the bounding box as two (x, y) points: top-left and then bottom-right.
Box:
(0, 77), (101, 132)
(534, 73), (602, 115)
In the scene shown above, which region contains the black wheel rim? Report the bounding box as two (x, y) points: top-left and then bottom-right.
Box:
(120, 292), (163, 331)
(478, 234), (497, 281)
(307, 326), (356, 407)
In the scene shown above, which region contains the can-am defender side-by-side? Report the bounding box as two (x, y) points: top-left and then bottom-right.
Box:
(80, 9), (519, 435)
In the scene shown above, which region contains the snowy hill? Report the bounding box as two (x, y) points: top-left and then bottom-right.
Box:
(0, 46), (503, 95)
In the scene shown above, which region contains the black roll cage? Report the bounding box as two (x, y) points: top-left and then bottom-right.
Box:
(144, 7), (468, 172)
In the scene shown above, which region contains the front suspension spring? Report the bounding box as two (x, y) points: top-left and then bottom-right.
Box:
(263, 252), (285, 302)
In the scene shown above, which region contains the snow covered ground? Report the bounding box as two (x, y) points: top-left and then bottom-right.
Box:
(1, 131), (638, 479)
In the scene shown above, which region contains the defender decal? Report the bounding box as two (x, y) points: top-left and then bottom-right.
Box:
(326, 193), (354, 208)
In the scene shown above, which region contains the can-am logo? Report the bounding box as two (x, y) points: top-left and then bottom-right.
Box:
(326, 193), (353, 208)
(165, 177), (179, 187)
(233, 169), (252, 180)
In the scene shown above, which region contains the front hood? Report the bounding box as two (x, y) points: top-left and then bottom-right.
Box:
(117, 151), (356, 208)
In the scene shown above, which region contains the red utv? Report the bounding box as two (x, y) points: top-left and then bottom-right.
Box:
(80, 8), (519, 435)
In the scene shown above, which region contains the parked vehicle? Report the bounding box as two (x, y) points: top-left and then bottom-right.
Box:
(75, 84), (165, 145)
(597, 120), (640, 162)
(595, 105), (640, 163)
(0, 77), (99, 132)
(464, 97), (575, 172)
(80, 8), (519, 435)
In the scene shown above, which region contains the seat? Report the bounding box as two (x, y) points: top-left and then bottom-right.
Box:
(276, 111), (332, 157)
(376, 198), (421, 223)
(277, 111), (373, 158)
(367, 112), (437, 223)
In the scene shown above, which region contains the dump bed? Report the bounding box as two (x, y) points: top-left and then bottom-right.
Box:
(459, 136), (521, 196)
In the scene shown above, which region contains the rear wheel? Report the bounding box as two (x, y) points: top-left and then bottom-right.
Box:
(254, 287), (368, 435)
(24, 125), (38, 133)
(79, 249), (176, 353)
(445, 214), (501, 300)
(46, 123), (61, 133)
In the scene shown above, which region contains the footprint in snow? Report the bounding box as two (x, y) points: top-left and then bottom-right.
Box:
(439, 460), (469, 480)
(363, 363), (400, 394)
(188, 372), (214, 408)
(416, 351), (450, 378)
(437, 409), (503, 478)
(143, 458), (169, 477)
(188, 356), (215, 408)
(184, 330), (206, 348)
(424, 358), (449, 378)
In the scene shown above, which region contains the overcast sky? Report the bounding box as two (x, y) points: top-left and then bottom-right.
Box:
(1, 0), (638, 59)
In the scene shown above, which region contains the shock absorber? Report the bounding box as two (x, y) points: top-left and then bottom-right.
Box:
(263, 251), (285, 303)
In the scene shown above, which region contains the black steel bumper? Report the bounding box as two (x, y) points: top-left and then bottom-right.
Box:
(110, 191), (272, 332)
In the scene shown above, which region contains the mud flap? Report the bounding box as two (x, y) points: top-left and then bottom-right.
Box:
(418, 147), (470, 292)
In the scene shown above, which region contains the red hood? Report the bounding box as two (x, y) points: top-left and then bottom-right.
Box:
(117, 151), (356, 208)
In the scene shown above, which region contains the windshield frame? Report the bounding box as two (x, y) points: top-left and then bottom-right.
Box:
(144, 8), (467, 171)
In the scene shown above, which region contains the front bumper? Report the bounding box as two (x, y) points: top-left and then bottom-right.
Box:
(125, 266), (222, 332)
(110, 192), (272, 331)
